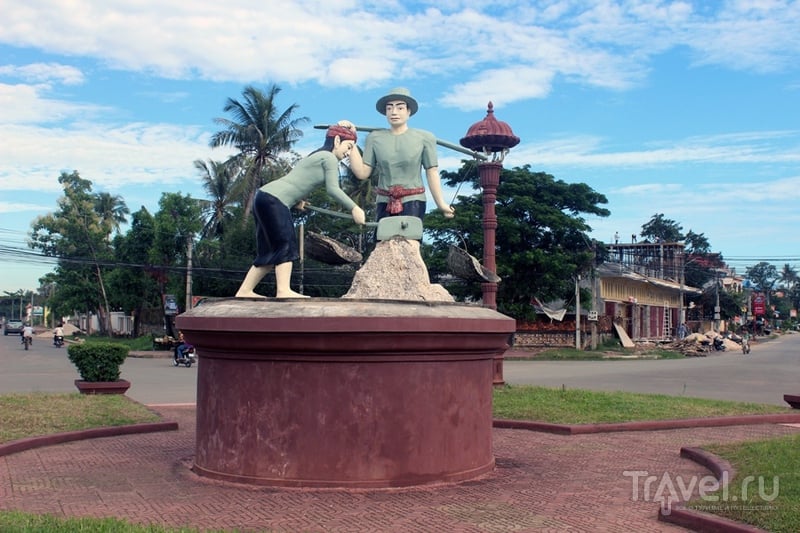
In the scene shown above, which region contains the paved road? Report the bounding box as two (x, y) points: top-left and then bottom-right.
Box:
(0, 333), (197, 405)
(506, 332), (800, 406)
(1, 330), (798, 407)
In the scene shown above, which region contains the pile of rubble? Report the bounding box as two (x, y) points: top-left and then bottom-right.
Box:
(664, 331), (744, 356)
(343, 238), (454, 302)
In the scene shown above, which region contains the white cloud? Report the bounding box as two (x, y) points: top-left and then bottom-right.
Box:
(0, 122), (230, 193)
(0, 201), (54, 214)
(0, 62), (84, 85)
(2, 0), (799, 292)
(616, 183), (684, 195)
(440, 67), (555, 109)
(2, 1), (798, 111)
(0, 83), (108, 124)
(509, 130), (800, 168)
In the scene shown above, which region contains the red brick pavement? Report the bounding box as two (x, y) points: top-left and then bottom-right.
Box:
(1, 406), (796, 532)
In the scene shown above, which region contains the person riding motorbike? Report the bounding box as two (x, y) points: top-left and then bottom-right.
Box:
(712, 336), (725, 351)
(173, 331), (194, 364)
(53, 324), (64, 347)
(741, 331), (751, 354)
(21, 324), (34, 348)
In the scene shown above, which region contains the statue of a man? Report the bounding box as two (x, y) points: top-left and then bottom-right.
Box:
(343, 87), (455, 222)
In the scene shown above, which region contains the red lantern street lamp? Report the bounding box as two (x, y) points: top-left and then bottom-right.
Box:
(459, 102), (520, 310)
(460, 102), (519, 386)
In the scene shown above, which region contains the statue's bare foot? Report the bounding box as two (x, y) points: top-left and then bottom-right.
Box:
(235, 290), (266, 298)
(276, 289), (310, 298)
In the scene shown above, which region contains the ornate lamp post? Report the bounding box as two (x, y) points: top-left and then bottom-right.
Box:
(460, 102), (520, 310)
(460, 103), (519, 385)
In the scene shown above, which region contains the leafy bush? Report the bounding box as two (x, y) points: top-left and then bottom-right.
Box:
(67, 342), (129, 382)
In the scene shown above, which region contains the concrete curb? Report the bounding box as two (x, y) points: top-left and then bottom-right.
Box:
(659, 507), (767, 532)
(658, 447), (767, 532)
(0, 421), (179, 457)
(128, 350), (173, 359)
(493, 412), (800, 434)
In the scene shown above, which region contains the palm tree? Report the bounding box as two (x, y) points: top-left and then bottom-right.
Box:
(780, 263), (798, 290)
(194, 159), (239, 240)
(210, 84), (308, 218)
(94, 192), (130, 238)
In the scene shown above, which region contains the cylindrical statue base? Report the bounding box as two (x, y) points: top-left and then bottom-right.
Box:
(177, 298), (514, 488)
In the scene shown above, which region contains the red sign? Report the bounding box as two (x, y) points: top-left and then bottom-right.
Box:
(752, 294), (766, 316)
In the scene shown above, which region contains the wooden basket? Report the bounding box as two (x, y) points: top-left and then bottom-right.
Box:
(305, 231), (363, 265)
(447, 245), (501, 283)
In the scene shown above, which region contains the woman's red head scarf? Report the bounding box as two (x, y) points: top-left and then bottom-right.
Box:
(326, 125), (357, 142)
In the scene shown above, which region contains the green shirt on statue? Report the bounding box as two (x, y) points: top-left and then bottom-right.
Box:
(363, 128), (438, 204)
(261, 151), (356, 211)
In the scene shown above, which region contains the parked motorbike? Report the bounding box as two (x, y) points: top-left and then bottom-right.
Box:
(173, 344), (197, 367)
(712, 337), (726, 352)
(53, 335), (64, 348)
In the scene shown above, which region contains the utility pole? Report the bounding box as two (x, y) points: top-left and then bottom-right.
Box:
(299, 223), (305, 295)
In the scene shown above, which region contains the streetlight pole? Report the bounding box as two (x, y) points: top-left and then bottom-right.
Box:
(679, 250), (685, 328)
(185, 234), (194, 312)
(575, 275), (581, 349)
(459, 102), (519, 310)
(460, 102), (520, 385)
(714, 269), (721, 332)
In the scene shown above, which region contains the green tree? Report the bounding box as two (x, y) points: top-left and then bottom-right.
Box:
(640, 213), (684, 242)
(29, 171), (118, 334)
(681, 228), (718, 291)
(746, 262), (779, 304)
(107, 207), (160, 336)
(194, 159), (240, 240)
(683, 254), (722, 292)
(94, 191), (130, 239)
(779, 263), (798, 290)
(424, 163), (610, 320)
(210, 84), (308, 217)
(684, 230), (710, 254)
(697, 277), (741, 322)
(149, 192), (202, 330)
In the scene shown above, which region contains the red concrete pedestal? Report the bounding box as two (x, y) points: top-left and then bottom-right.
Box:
(176, 298), (514, 488)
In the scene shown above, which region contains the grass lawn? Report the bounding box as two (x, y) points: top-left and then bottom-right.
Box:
(529, 346), (685, 360)
(684, 433), (800, 533)
(493, 385), (788, 424)
(0, 393), (160, 443)
(1, 388), (797, 532)
(0, 512), (216, 533)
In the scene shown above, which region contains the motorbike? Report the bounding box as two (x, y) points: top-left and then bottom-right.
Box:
(712, 337), (726, 352)
(741, 336), (751, 354)
(22, 336), (31, 350)
(53, 335), (64, 348)
(173, 344), (197, 367)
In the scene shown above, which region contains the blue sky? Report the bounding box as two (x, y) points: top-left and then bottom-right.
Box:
(2, 0), (800, 294)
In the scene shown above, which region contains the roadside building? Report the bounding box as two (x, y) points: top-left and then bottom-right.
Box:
(598, 241), (702, 341)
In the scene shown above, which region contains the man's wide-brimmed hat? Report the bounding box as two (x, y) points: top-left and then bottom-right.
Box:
(375, 87), (418, 116)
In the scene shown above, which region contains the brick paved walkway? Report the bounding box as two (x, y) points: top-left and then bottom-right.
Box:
(1, 406), (797, 532)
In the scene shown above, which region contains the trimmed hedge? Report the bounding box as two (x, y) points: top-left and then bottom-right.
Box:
(67, 342), (129, 382)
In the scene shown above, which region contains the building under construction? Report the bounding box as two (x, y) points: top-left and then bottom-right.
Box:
(597, 241), (702, 341)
